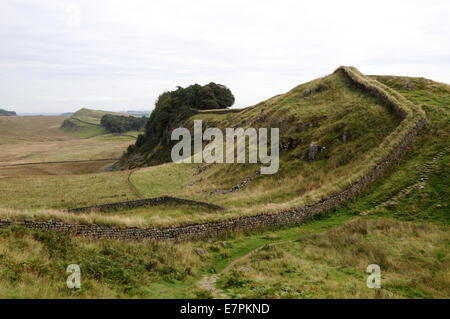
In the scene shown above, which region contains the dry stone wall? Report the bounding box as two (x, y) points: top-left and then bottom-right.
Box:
(0, 116), (425, 241)
(67, 196), (226, 213)
(0, 67), (427, 241)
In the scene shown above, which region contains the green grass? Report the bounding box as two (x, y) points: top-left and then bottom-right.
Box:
(100, 203), (219, 226)
(0, 170), (137, 210)
(61, 118), (108, 138)
(61, 108), (140, 139)
(0, 114), (136, 166)
(130, 163), (198, 198)
(0, 116), (69, 145)
(0, 70), (448, 298)
(128, 69), (404, 223)
(0, 226), (204, 298)
(210, 211), (353, 272)
(1, 213), (447, 298)
(342, 75), (450, 225)
(71, 108), (128, 125)
(2, 69), (444, 229)
(215, 218), (449, 299)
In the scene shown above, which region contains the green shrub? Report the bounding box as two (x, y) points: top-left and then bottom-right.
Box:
(100, 114), (147, 133)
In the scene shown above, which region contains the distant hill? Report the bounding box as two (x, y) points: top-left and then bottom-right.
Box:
(60, 108), (141, 138)
(124, 110), (152, 116)
(0, 108), (16, 116)
(116, 66), (444, 226)
(70, 108), (127, 124)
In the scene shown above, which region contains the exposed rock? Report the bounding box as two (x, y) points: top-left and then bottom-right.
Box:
(259, 110), (265, 122)
(280, 138), (297, 152)
(387, 200), (397, 207)
(308, 143), (322, 160)
(195, 248), (208, 255)
(210, 171), (261, 195)
(186, 177), (203, 187)
(303, 83), (328, 98)
(220, 241), (227, 248)
(128, 153), (145, 166)
(196, 165), (208, 175)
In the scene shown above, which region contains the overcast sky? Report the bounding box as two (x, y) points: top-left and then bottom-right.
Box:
(1, 0), (449, 114)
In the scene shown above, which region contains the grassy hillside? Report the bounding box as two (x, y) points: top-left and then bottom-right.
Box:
(1, 69), (405, 225)
(119, 67), (415, 226)
(0, 113), (138, 209)
(0, 215), (447, 298)
(0, 116), (135, 166)
(0, 68), (436, 227)
(123, 69), (403, 168)
(60, 108), (140, 139)
(0, 116), (68, 145)
(0, 68), (448, 299)
(71, 108), (127, 125)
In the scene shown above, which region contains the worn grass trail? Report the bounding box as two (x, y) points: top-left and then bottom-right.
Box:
(197, 240), (296, 298)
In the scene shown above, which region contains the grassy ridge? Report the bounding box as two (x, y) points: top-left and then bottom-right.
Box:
(0, 115), (135, 166)
(0, 116), (68, 145)
(123, 67), (425, 226)
(0, 67), (429, 228)
(61, 108), (140, 139)
(0, 70), (448, 298)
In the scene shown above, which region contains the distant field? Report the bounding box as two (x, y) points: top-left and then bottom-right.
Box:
(0, 113), (137, 210)
(0, 116), (68, 145)
(0, 167), (137, 210)
(0, 114), (136, 166)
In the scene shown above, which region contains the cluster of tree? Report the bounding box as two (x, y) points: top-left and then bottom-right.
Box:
(100, 114), (148, 133)
(0, 108), (16, 116)
(168, 82), (235, 110)
(125, 82), (234, 161)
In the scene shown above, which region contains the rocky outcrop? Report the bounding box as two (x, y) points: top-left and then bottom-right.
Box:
(308, 143), (323, 160)
(209, 171), (261, 195)
(303, 83), (328, 98)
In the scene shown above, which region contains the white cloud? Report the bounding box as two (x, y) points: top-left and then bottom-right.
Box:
(0, 0), (449, 113)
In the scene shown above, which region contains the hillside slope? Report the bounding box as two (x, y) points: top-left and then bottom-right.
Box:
(60, 108), (141, 138)
(0, 67), (447, 298)
(106, 66), (425, 227)
(1, 66), (436, 230)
